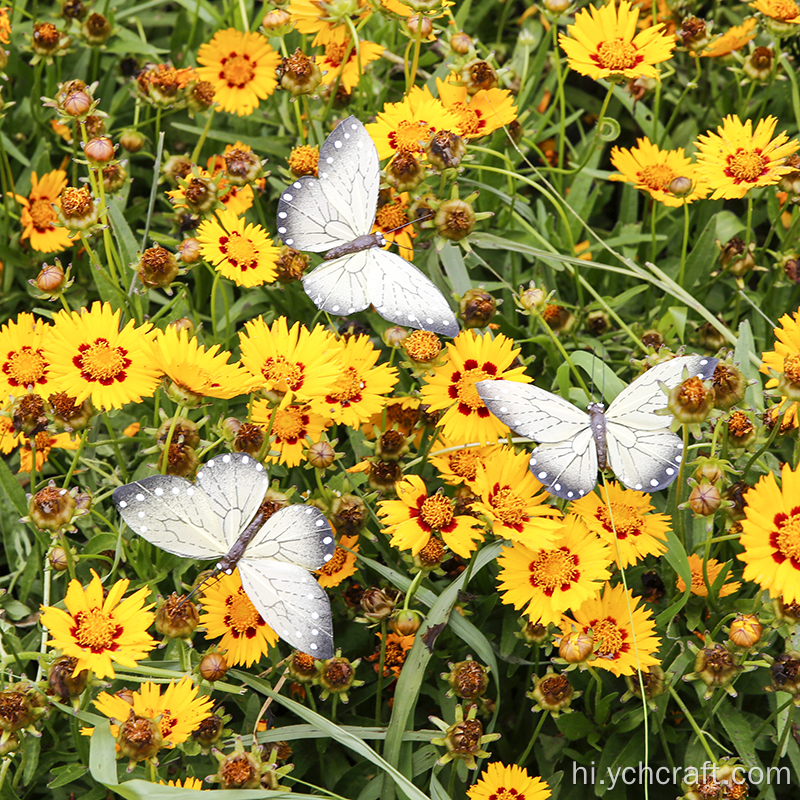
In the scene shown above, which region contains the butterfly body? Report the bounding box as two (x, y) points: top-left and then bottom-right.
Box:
(276, 116), (459, 337)
(113, 453), (336, 658)
(477, 355), (718, 500)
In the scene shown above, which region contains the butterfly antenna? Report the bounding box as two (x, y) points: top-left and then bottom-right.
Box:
(175, 569), (222, 610)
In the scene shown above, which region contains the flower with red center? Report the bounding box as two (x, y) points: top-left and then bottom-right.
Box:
(317, 534), (359, 588)
(196, 28), (282, 116)
(0, 312), (54, 398)
(558, 0), (675, 82)
(467, 762), (552, 800)
(497, 515), (612, 626)
(419, 330), (531, 444)
(559, 582), (661, 676)
(738, 463), (800, 602)
(39, 569), (156, 678)
(760, 308), (800, 427)
(436, 78), (518, 139)
(197, 207), (279, 287)
(199, 568), (278, 667)
(322, 335), (399, 428)
(43, 302), (161, 410)
(695, 115), (800, 200)
(14, 170), (73, 253)
(676, 553), (741, 598)
(251, 399), (331, 467)
(320, 38), (384, 92)
(568, 482), (669, 568)
(0, 416), (20, 455)
(429, 438), (499, 489)
(93, 678), (213, 746)
(366, 85), (461, 161)
(472, 446), (563, 549)
(377, 474), (485, 558)
(609, 137), (709, 206)
(373, 192), (416, 260)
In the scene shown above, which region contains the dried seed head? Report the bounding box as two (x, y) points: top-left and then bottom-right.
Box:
(360, 587), (400, 622)
(529, 672), (575, 714)
(48, 656), (89, 701)
(667, 375), (715, 424)
(289, 651), (320, 683)
(155, 593), (200, 639)
(117, 710), (163, 764)
(82, 12), (112, 44)
(459, 288), (496, 328)
(48, 391), (93, 431)
(461, 59), (498, 94)
(426, 130), (466, 171)
(434, 198), (476, 241)
(224, 147), (263, 186)
(444, 658), (489, 699)
(280, 49), (322, 96)
(28, 482), (77, 532)
(386, 152), (425, 192)
(137, 244), (180, 290)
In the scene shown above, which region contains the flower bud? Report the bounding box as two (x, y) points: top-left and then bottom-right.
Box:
(360, 587), (400, 622)
(687, 482), (721, 516)
(459, 288), (496, 328)
(779, 155), (800, 196)
(56, 185), (100, 231)
(718, 236), (756, 276)
(558, 629), (594, 664)
(435, 198), (476, 241)
(49, 546), (70, 571)
(623, 665), (666, 701)
(389, 609), (423, 636)
(518, 283), (547, 312)
(63, 89), (91, 117)
(155, 593), (200, 640)
(289, 651), (320, 683)
(529, 671), (576, 715)
(263, 8), (293, 32)
(28, 481), (77, 532)
(120, 129), (145, 153)
(729, 614), (762, 648)
(48, 656), (89, 702)
(175, 238), (200, 266)
(156, 417), (200, 450)
(460, 59), (498, 94)
(666, 374), (715, 425)
(163, 154), (194, 186)
(83, 136), (115, 165)
(82, 12), (112, 45)
(280, 49), (322, 96)
(199, 651), (228, 682)
(137, 245), (181, 291)
(407, 14), (433, 38)
(517, 619), (550, 645)
(586, 310), (610, 336)
(62, 0), (88, 22)
(386, 152), (425, 192)
(744, 46), (774, 82)
(544, 0), (571, 12)
(668, 176), (694, 197)
(180, 173), (217, 215)
(33, 260), (71, 297)
(443, 657), (489, 699)
(187, 80), (216, 113)
(450, 31), (473, 54)
(305, 439), (336, 470)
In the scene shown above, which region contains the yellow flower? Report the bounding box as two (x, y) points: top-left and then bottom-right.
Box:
(251, 399), (331, 467)
(419, 330), (531, 444)
(568, 482), (669, 568)
(700, 18), (757, 58)
(560, 582), (661, 676)
(196, 207), (280, 287)
(760, 306), (800, 406)
(160, 777), (204, 790)
(320, 38), (384, 92)
(497, 515), (612, 627)
(695, 115), (800, 200)
(19, 430), (79, 472)
(0, 415), (20, 455)
(472, 446), (563, 549)
(366, 86), (461, 161)
(199, 568), (278, 667)
(750, 0), (800, 25)
(378, 474), (485, 558)
(436, 78), (518, 138)
(15, 170), (73, 253)
(429, 438), (499, 489)
(738, 463), (800, 602)
(676, 553), (741, 598)
(317, 534), (359, 588)
(467, 763), (551, 800)
(558, 0), (675, 82)
(39, 569), (156, 678)
(196, 28), (281, 116)
(373, 191), (416, 261)
(609, 137), (709, 206)
(0, 312), (54, 398)
(43, 302), (161, 410)
(94, 678), (213, 746)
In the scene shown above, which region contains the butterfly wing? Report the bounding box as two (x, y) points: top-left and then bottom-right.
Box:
(302, 251), (371, 316)
(113, 475), (226, 560)
(238, 560), (335, 659)
(194, 453), (271, 549)
(245, 504), (335, 570)
(276, 116), (378, 252)
(476, 379), (599, 499)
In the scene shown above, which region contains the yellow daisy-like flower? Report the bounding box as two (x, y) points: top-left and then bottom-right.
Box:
(94, 678), (213, 746)
(0, 312), (53, 398)
(320, 38), (384, 93)
(149, 325), (256, 401)
(0, 8), (10, 45)
(373, 192), (416, 261)
(760, 307), (800, 407)
(472, 446), (563, 549)
(676, 553), (741, 598)
(738, 463), (800, 602)
(436, 79), (518, 139)
(323, 335), (399, 428)
(750, 0), (800, 25)
(238, 316), (343, 412)
(568, 482), (669, 568)
(609, 138), (709, 207)
(19, 430), (79, 472)
(419, 330), (531, 445)
(0, 416), (20, 455)
(317, 533), (359, 588)
(199, 568), (278, 667)
(467, 763), (551, 800)
(366, 86), (461, 161)
(39, 569), (156, 679)
(251, 399), (331, 467)
(361, 396), (421, 439)
(558, 0), (675, 82)
(43, 302), (161, 411)
(561, 582), (661, 676)
(700, 18), (757, 58)
(378, 474), (485, 558)
(694, 115), (800, 200)
(429, 438), (500, 489)
(166, 165), (254, 217)
(196, 207), (279, 288)
(196, 28), (281, 116)
(497, 515), (612, 627)
(15, 170), (73, 253)
(160, 778), (204, 790)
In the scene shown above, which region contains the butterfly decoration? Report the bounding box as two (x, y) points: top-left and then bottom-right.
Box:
(476, 354), (719, 500)
(112, 452), (336, 658)
(276, 115), (459, 337)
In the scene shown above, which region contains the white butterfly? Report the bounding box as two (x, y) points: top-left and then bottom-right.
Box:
(112, 453), (335, 658)
(476, 355), (718, 500)
(276, 116), (459, 337)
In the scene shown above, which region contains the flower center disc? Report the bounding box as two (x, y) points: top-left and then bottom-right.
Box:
(221, 54), (256, 88)
(596, 39), (640, 71)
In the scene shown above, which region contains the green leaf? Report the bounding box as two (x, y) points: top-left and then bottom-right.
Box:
(89, 721), (119, 786)
(438, 241), (471, 297)
(717, 703), (760, 768)
(48, 763), (88, 788)
(0, 458), (28, 517)
(656, 530), (693, 628)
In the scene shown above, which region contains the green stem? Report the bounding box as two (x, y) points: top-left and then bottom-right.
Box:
(678, 200), (690, 287)
(375, 620), (387, 729)
(518, 711), (548, 766)
(191, 110), (216, 164)
(668, 685), (716, 762)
